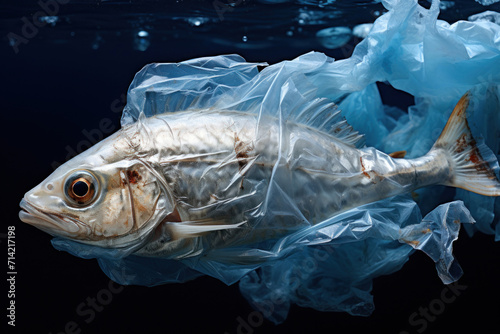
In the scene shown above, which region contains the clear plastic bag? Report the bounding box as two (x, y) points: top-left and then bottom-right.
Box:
(51, 0), (500, 322)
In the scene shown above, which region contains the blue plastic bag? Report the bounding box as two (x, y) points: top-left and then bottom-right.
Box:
(51, 0), (500, 323)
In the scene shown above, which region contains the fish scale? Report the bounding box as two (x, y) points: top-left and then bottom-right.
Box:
(131, 109), (450, 257)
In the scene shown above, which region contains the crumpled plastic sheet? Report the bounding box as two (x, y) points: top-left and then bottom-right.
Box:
(239, 199), (473, 322)
(51, 0), (500, 323)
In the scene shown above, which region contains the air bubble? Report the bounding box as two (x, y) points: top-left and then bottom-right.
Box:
(38, 16), (58, 27)
(186, 17), (209, 27)
(134, 30), (151, 51)
(316, 27), (352, 49)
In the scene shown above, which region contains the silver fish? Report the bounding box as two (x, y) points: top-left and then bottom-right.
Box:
(19, 93), (500, 261)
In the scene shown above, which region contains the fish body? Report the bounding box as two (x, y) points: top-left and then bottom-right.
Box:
(130, 110), (442, 258)
(19, 93), (500, 262)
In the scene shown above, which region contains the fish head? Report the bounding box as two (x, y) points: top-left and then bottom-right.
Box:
(19, 135), (173, 250)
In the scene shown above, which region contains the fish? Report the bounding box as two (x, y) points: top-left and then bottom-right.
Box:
(19, 92), (500, 262)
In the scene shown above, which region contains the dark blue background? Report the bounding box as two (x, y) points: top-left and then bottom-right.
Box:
(2, 1), (500, 333)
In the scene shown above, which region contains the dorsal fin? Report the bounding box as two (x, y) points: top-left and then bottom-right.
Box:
(121, 55), (266, 126)
(222, 67), (365, 148)
(284, 72), (364, 147)
(291, 96), (365, 147)
(121, 54), (365, 148)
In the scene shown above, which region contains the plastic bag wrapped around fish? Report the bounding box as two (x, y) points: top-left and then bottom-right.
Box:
(18, 0), (500, 322)
(19, 54), (499, 299)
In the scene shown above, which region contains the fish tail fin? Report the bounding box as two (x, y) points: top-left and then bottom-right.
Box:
(433, 92), (500, 196)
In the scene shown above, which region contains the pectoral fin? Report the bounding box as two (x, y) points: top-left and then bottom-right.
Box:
(167, 219), (246, 239)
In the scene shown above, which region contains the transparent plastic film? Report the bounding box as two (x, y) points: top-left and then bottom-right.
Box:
(47, 0), (500, 323)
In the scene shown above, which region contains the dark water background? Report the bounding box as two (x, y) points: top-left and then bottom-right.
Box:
(2, 0), (500, 333)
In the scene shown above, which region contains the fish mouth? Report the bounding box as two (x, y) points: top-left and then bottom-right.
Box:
(19, 198), (90, 238)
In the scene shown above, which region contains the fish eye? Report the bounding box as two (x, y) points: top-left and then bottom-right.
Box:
(64, 171), (98, 206)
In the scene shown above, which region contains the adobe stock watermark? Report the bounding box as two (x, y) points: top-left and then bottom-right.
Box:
(48, 277), (128, 334)
(7, 0), (70, 54)
(339, 34), (363, 59)
(399, 281), (467, 334)
(225, 245), (337, 334)
(337, 9), (385, 59)
(50, 93), (127, 170)
(213, 0), (245, 21)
